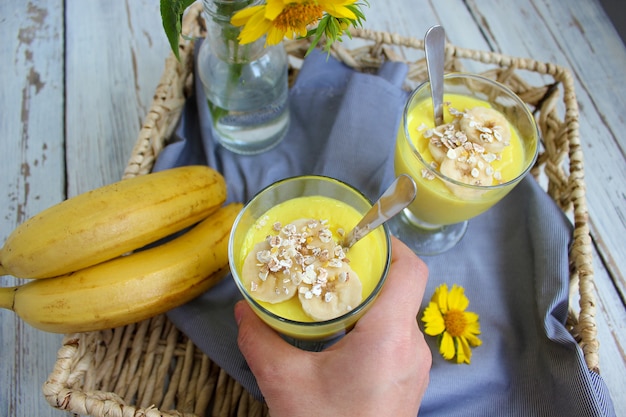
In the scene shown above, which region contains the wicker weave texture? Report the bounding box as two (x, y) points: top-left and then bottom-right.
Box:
(43, 3), (596, 417)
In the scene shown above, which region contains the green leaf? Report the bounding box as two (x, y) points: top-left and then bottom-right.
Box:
(306, 15), (329, 56)
(347, 2), (368, 26)
(160, 0), (196, 61)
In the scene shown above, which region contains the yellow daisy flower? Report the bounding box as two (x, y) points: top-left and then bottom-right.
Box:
(421, 283), (482, 364)
(231, 0), (362, 47)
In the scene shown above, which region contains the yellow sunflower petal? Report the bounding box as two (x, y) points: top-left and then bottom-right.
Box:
(231, 4), (266, 26)
(422, 303), (445, 335)
(319, 1), (357, 20)
(320, 1), (358, 10)
(457, 336), (472, 364)
(432, 283), (447, 301)
(424, 321), (445, 336)
(464, 332), (482, 347)
(265, 0), (288, 20)
(464, 311), (479, 324)
(464, 316), (481, 334)
(447, 285), (469, 311)
(422, 302), (443, 319)
(440, 331), (456, 360)
(295, 24), (308, 38)
(433, 283), (449, 313)
(425, 323), (446, 337)
(265, 26), (286, 45)
(283, 24), (307, 40)
(238, 14), (273, 45)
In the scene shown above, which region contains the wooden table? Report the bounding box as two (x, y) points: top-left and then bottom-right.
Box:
(1, 1), (624, 416)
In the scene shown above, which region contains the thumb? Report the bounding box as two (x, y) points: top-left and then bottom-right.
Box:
(234, 301), (303, 377)
(357, 236), (428, 331)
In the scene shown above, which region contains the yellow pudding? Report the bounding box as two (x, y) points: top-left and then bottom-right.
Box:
(237, 195), (387, 323)
(395, 93), (532, 226)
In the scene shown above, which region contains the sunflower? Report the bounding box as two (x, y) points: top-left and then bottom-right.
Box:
(231, 0), (365, 49)
(421, 283), (482, 364)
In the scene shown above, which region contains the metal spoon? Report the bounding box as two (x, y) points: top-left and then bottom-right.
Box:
(424, 25), (446, 126)
(342, 174), (417, 248)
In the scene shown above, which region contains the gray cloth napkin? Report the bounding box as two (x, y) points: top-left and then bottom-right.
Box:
(154, 44), (616, 416)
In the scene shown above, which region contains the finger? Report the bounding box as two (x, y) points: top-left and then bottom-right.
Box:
(234, 301), (303, 377)
(358, 236), (428, 327)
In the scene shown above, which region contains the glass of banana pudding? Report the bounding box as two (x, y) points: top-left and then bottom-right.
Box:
(229, 175), (391, 345)
(390, 73), (539, 255)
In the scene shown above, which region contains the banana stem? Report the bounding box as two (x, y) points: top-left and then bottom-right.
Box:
(0, 287), (17, 311)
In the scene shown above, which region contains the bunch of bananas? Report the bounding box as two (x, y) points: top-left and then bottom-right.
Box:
(0, 166), (241, 333)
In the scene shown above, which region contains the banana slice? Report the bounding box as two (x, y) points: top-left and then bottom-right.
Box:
(427, 123), (458, 163)
(298, 265), (363, 321)
(459, 107), (511, 153)
(440, 148), (493, 198)
(241, 240), (298, 303)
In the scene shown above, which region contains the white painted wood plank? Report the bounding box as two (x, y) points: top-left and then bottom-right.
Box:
(65, 0), (170, 195)
(0, 1), (67, 417)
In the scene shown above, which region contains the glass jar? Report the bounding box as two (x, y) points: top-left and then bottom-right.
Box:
(197, 0), (290, 155)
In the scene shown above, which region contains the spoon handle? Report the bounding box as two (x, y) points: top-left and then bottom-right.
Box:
(343, 175), (417, 248)
(425, 25), (446, 126)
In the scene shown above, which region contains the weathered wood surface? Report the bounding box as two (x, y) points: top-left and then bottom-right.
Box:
(1, 0), (624, 416)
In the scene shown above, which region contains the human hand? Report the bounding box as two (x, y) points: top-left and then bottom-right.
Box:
(234, 236), (432, 417)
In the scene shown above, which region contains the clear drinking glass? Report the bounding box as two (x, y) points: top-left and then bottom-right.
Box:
(388, 73), (539, 255)
(229, 175), (391, 344)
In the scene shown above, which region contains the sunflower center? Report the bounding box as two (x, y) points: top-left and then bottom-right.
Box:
(444, 309), (467, 337)
(273, 3), (323, 31)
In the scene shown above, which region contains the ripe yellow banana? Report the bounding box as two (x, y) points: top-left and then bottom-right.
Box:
(0, 202), (242, 333)
(0, 165), (227, 279)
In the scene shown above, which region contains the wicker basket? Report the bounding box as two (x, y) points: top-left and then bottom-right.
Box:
(42, 3), (598, 417)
